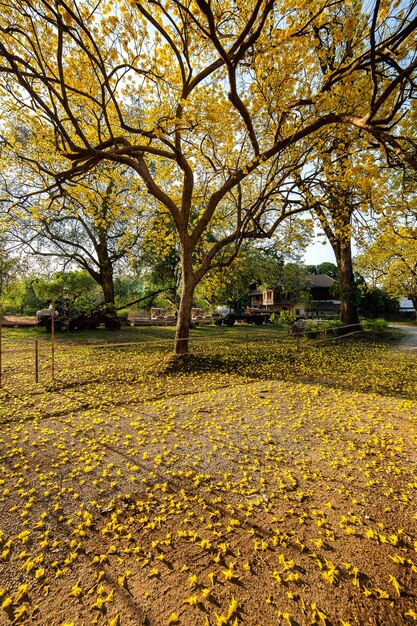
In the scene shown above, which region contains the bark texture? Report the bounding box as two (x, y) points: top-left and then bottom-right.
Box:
(334, 242), (360, 328)
(174, 252), (195, 355)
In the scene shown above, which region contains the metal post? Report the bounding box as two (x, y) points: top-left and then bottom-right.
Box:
(246, 333), (249, 358)
(35, 340), (39, 384)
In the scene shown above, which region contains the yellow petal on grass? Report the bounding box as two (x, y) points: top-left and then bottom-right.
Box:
(189, 574), (197, 588)
(91, 597), (105, 610)
(14, 584), (28, 601)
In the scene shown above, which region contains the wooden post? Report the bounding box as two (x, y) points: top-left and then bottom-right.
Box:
(51, 298), (55, 382)
(35, 340), (39, 384)
(0, 312), (2, 390)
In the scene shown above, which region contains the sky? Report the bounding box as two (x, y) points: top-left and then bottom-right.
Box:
(303, 232), (359, 267)
(303, 237), (335, 266)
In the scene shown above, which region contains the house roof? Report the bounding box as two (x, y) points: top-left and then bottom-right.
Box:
(307, 274), (335, 288)
(249, 274), (335, 294)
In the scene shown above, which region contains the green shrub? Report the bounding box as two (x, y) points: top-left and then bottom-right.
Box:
(363, 318), (388, 332)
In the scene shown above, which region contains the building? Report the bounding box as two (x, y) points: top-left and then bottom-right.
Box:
(248, 274), (340, 318)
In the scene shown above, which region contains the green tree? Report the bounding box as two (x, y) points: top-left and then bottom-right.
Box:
(357, 284), (399, 319)
(33, 270), (101, 311)
(196, 245), (285, 308)
(3, 164), (146, 306)
(306, 262), (338, 280)
(355, 216), (417, 319)
(0, 241), (22, 300)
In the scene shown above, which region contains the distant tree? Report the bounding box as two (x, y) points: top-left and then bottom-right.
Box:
(306, 262), (338, 279)
(317, 262), (338, 280)
(280, 263), (311, 308)
(113, 275), (145, 308)
(196, 246), (285, 308)
(357, 284), (399, 319)
(0, 243), (21, 300)
(33, 271), (101, 313)
(355, 216), (417, 319)
(4, 165), (146, 306)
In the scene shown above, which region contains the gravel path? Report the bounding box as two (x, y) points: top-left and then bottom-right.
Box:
(390, 324), (417, 350)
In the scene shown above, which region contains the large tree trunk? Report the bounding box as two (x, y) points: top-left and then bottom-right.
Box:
(334, 242), (360, 328)
(100, 259), (115, 306)
(174, 252), (195, 355)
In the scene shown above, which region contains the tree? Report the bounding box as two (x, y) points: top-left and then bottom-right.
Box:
(196, 245), (285, 308)
(0, 241), (23, 300)
(306, 262), (338, 280)
(1, 275), (43, 315)
(1, 0), (416, 352)
(137, 209), (182, 310)
(297, 135), (367, 326)
(32, 270), (101, 311)
(280, 262), (311, 309)
(357, 283), (399, 319)
(3, 163), (146, 306)
(355, 215), (417, 319)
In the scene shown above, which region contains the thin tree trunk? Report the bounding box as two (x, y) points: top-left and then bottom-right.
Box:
(410, 295), (417, 321)
(174, 251), (195, 355)
(336, 242), (360, 328)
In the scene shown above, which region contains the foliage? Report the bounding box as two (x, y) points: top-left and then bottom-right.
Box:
(0, 240), (25, 302)
(269, 310), (296, 327)
(1, 0), (416, 351)
(358, 285), (400, 319)
(355, 206), (417, 319)
(306, 262), (338, 279)
(113, 275), (144, 308)
(2, 276), (44, 315)
(33, 270), (101, 312)
(138, 211), (182, 309)
(362, 318), (389, 332)
(197, 245), (285, 307)
(280, 263), (310, 306)
(2, 164), (147, 304)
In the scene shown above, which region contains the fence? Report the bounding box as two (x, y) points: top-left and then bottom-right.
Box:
(0, 322), (363, 389)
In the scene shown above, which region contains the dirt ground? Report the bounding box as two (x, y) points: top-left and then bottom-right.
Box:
(0, 333), (417, 625)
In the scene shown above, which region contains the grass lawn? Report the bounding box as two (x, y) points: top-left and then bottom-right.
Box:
(0, 326), (416, 625)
